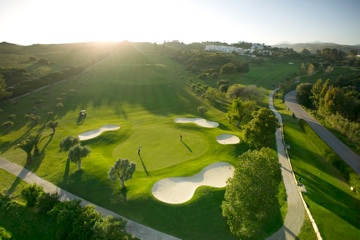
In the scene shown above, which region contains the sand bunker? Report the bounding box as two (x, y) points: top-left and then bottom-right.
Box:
(78, 125), (120, 141)
(174, 118), (219, 128)
(152, 162), (234, 204)
(216, 134), (240, 144)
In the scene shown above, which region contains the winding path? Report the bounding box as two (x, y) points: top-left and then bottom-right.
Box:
(266, 89), (305, 240)
(285, 90), (360, 174)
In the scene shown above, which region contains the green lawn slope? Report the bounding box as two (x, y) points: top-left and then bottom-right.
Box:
(0, 42), (244, 239)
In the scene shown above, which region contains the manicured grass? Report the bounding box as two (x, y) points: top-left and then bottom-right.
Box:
(274, 97), (360, 240)
(0, 43), (244, 239)
(0, 43), (303, 239)
(225, 60), (300, 90)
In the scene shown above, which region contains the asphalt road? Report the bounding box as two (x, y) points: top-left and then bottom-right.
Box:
(285, 90), (360, 174)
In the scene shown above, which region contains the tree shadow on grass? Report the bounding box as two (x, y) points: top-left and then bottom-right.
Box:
(26, 133), (54, 173)
(139, 154), (150, 177)
(5, 177), (22, 197)
(62, 159), (71, 185)
(181, 140), (192, 153)
(40, 134), (54, 154)
(303, 171), (360, 229)
(0, 126), (34, 154)
(68, 169), (84, 183)
(217, 122), (232, 131)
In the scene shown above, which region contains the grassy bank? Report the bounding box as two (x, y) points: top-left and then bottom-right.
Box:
(274, 97), (360, 240)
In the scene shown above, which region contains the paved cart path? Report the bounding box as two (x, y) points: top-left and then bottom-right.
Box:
(0, 157), (180, 240)
(285, 90), (360, 174)
(266, 89), (305, 240)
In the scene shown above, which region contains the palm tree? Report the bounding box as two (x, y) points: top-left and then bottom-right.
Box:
(46, 121), (58, 135)
(15, 136), (37, 164)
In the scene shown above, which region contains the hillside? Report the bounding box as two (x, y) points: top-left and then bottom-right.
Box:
(272, 42), (360, 53)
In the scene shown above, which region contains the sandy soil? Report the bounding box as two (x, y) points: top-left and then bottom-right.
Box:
(152, 162), (234, 204)
(174, 117), (219, 128)
(78, 125), (120, 141)
(216, 134), (240, 144)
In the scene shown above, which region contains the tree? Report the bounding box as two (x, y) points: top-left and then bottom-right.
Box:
(92, 216), (129, 240)
(217, 79), (229, 87)
(307, 63), (315, 76)
(49, 200), (88, 239)
(14, 135), (37, 164)
(227, 84), (265, 102)
(319, 79), (330, 110)
(222, 148), (282, 239)
(24, 113), (41, 125)
(220, 63), (237, 74)
(218, 84), (229, 93)
(59, 135), (80, 152)
(46, 121), (58, 135)
(108, 159), (136, 189)
(0, 75), (11, 102)
(197, 106), (208, 116)
(296, 83), (313, 108)
(226, 99), (256, 127)
(37, 192), (59, 214)
(227, 84), (246, 99)
(21, 183), (44, 207)
(204, 88), (218, 105)
(237, 62), (249, 73)
(67, 144), (91, 171)
(310, 79), (324, 109)
(244, 108), (279, 148)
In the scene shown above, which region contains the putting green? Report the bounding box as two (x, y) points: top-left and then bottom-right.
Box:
(112, 125), (208, 171)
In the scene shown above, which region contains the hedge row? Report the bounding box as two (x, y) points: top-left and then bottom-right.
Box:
(298, 119), (360, 194)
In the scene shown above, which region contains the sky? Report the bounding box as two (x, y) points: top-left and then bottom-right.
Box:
(0, 0), (359, 46)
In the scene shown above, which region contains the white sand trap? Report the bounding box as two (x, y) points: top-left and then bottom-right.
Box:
(216, 134), (240, 144)
(78, 125), (120, 141)
(174, 117), (219, 128)
(152, 162), (234, 204)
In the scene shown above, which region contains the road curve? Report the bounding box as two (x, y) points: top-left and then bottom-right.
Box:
(285, 90), (360, 174)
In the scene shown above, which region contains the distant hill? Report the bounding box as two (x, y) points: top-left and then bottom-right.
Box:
(271, 42), (360, 53)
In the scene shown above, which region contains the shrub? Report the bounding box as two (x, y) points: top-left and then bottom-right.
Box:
(21, 183), (44, 207)
(56, 102), (64, 108)
(197, 106), (208, 116)
(219, 84), (229, 93)
(37, 192), (59, 214)
(0, 227), (12, 240)
(2, 121), (14, 128)
(349, 173), (360, 194)
(217, 79), (229, 87)
(220, 63), (236, 74)
(198, 73), (208, 80)
(38, 58), (49, 65)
